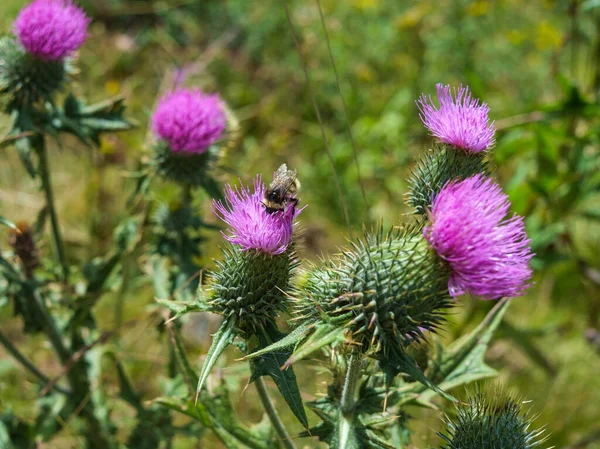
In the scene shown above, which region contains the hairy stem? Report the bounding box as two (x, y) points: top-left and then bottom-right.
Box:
(337, 350), (362, 448)
(0, 328), (71, 395)
(36, 136), (69, 282)
(340, 350), (362, 413)
(255, 377), (297, 449)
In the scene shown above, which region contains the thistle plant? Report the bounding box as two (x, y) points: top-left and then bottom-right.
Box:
(0, 2), (558, 448)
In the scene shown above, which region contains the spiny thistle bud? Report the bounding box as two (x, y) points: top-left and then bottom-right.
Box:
(0, 36), (72, 109)
(8, 222), (40, 279)
(149, 88), (236, 187)
(408, 84), (494, 214)
(296, 227), (452, 386)
(417, 84), (495, 153)
(406, 143), (488, 214)
(203, 246), (298, 334)
(439, 388), (546, 449)
(202, 176), (302, 333)
(424, 175), (533, 300)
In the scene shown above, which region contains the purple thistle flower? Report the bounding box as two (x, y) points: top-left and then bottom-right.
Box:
(417, 84), (495, 152)
(424, 175), (533, 300)
(213, 176), (301, 255)
(152, 88), (226, 154)
(14, 0), (90, 61)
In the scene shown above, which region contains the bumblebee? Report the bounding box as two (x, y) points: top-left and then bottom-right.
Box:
(263, 164), (301, 214)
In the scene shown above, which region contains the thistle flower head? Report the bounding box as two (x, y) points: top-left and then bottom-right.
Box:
(14, 0), (90, 61)
(425, 175), (533, 300)
(440, 389), (546, 449)
(295, 228), (453, 387)
(213, 176), (301, 255)
(152, 88), (226, 154)
(417, 84), (495, 152)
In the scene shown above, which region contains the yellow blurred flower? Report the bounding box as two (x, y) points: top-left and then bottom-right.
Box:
(467, 1), (489, 17)
(355, 63), (376, 83)
(536, 21), (562, 50)
(394, 4), (430, 29)
(353, 0), (380, 11)
(104, 80), (120, 96)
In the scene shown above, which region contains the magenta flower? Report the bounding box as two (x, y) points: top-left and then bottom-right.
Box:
(424, 175), (533, 300)
(152, 88), (226, 154)
(417, 84), (495, 152)
(213, 176), (301, 255)
(14, 0), (90, 61)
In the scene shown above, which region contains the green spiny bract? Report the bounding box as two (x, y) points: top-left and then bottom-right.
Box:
(202, 245), (299, 335)
(0, 36), (70, 110)
(298, 227), (452, 363)
(149, 141), (221, 189)
(406, 143), (488, 215)
(439, 390), (546, 449)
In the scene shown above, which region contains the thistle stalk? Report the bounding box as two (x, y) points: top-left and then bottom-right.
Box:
(254, 377), (297, 449)
(0, 328), (71, 396)
(337, 350), (362, 448)
(340, 350), (362, 413)
(36, 136), (69, 282)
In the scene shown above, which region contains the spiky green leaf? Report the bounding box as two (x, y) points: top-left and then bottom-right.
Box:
(196, 317), (238, 396)
(249, 322), (308, 428)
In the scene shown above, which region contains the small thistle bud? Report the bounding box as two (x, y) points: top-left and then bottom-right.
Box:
(202, 176), (302, 333)
(297, 228), (452, 381)
(204, 246), (298, 334)
(439, 389), (546, 449)
(424, 175), (534, 300)
(0, 36), (71, 108)
(14, 0), (90, 61)
(8, 222), (40, 279)
(417, 84), (495, 153)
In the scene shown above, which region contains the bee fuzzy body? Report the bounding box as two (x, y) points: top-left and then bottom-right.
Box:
(263, 164), (301, 214)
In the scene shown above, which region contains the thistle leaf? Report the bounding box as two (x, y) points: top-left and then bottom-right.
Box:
(243, 322), (312, 360)
(156, 387), (277, 449)
(196, 317), (238, 397)
(285, 323), (347, 367)
(249, 322), (309, 428)
(421, 298), (511, 401)
(381, 347), (456, 403)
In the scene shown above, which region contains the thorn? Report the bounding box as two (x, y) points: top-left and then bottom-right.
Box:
(383, 390), (389, 412)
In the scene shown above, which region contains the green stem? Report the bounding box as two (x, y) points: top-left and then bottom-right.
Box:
(36, 136), (69, 282)
(0, 328), (71, 396)
(337, 350), (362, 448)
(340, 350), (361, 413)
(31, 289), (71, 364)
(254, 377), (297, 449)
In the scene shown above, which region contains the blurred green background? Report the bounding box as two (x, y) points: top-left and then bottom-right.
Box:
(1, 0), (600, 448)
